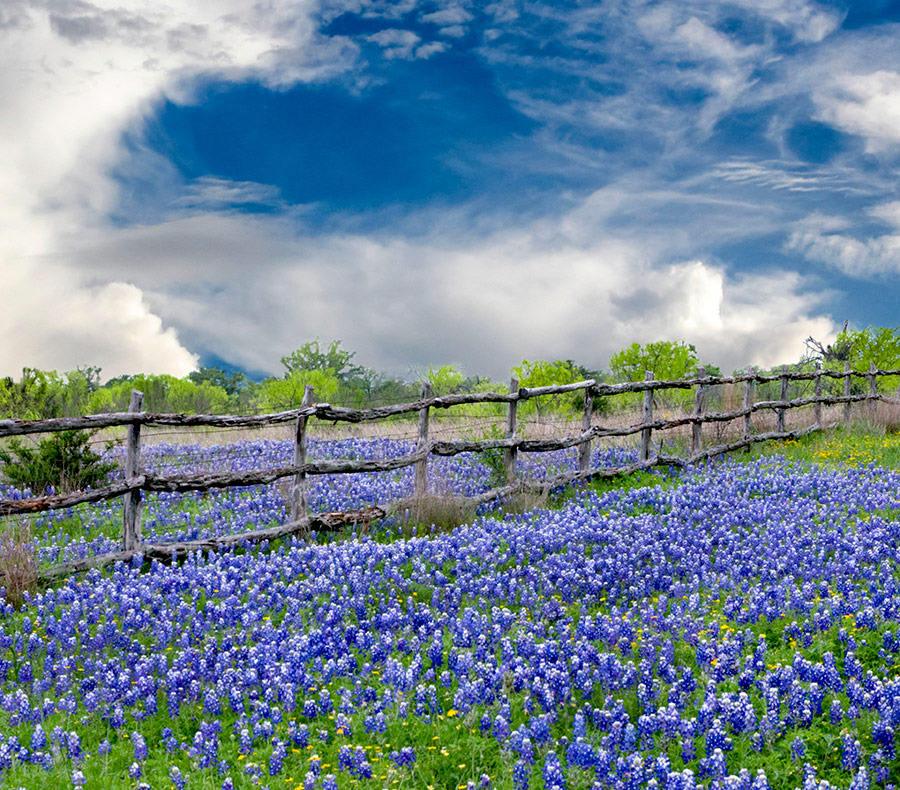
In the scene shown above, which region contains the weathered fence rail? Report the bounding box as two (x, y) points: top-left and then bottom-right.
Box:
(2, 362), (900, 579)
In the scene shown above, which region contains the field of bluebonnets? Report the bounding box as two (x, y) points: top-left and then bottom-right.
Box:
(2, 430), (900, 790)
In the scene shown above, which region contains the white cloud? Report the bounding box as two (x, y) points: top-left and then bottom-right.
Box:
(788, 207), (900, 277)
(0, 0), (856, 381)
(365, 28), (420, 59)
(814, 70), (900, 151)
(725, 0), (841, 43)
(869, 200), (900, 228)
(0, 0), (348, 379)
(420, 6), (472, 26)
(710, 160), (856, 193)
(414, 40), (448, 59)
(71, 203), (836, 377)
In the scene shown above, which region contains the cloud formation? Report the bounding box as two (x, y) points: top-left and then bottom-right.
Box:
(71, 199), (834, 377)
(789, 203), (900, 278)
(10, 0), (900, 384)
(0, 0), (343, 379)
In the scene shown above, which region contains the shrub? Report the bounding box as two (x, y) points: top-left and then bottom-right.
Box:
(0, 430), (116, 494)
(396, 495), (477, 535)
(0, 519), (38, 608)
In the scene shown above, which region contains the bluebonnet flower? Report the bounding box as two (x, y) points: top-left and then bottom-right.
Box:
(842, 735), (861, 771)
(132, 731), (148, 761)
(543, 752), (566, 790)
(389, 746), (416, 768)
(269, 738), (286, 776)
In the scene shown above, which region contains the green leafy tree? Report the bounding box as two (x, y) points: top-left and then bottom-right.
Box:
(609, 340), (701, 381)
(188, 367), (248, 396)
(511, 359), (584, 419)
(809, 325), (900, 393)
(281, 340), (369, 384)
(0, 369), (67, 419)
(425, 364), (465, 396)
(256, 369), (341, 411)
(167, 379), (231, 414)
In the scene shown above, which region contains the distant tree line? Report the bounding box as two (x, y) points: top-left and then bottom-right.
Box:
(2, 327), (898, 421)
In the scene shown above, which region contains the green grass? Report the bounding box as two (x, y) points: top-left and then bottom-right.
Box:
(745, 420), (900, 469)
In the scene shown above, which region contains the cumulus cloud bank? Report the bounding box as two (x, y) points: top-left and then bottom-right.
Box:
(73, 203), (834, 377)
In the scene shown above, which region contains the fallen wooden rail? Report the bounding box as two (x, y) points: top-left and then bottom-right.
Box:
(37, 506), (386, 581)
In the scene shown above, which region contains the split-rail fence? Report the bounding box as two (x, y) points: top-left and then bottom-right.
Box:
(1, 362), (899, 580)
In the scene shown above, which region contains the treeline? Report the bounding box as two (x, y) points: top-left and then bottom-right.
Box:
(2, 328), (898, 421)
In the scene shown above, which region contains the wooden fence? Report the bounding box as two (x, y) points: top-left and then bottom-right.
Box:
(2, 362), (899, 579)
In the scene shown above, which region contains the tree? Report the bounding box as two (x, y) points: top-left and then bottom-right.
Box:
(609, 340), (701, 382)
(188, 367), (248, 396)
(281, 340), (369, 385)
(424, 365), (465, 396)
(511, 359), (583, 419)
(808, 325), (900, 393)
(256, 369), (341, 411)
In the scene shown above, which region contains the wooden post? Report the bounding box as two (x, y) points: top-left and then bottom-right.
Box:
(777, 364), (788, 434)
(415, 382), (432, 499)
(869, 362), (878, 422)
(814, 362), (822, 429)
(122, 389), (143, 552)
(504, 378), (518, 483)
(640, 371), (653, 462)
(692, 367), (706, 455)
(290, 386), (314, 523)
(742, 368), (753, 446)
(843, 361), (851, 424)
(579, 384), (594, 474)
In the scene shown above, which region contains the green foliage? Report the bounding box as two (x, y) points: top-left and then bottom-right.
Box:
(256, 369), (341, 411)
(425, 364), (465, 396)
(805, 325), (900, 395)
(187, 366), (248, 396)
(609, 339), (701, 381)
(511, 358), (584, 418)
(281, 339), (370, 384)
(609, 340), (708, 410)
(0, 430), (116, 494)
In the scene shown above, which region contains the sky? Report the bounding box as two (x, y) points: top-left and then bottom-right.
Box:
(4, 0), (900, 382)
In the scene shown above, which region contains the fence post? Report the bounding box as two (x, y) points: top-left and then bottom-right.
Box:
(122, 389), (143, 552)
(692, 367), (706, 455)
(579, 383), (594, 474)
(843, 362), (851, 424)
(415, 382), (432, 499)
(504, 378), (518, 483)
(640, 371), (654, 462)
(777, 364), (788, 434)
(742, 368), (753, 447)
(290, 386), (314, 523)
(814, 362), (822, 429)
(869, 362), (878, 422)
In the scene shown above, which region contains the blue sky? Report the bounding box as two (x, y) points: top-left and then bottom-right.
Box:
(4, 0), (900, 380)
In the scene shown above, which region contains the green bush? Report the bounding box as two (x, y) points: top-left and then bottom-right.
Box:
(0, 430), (116, 494)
